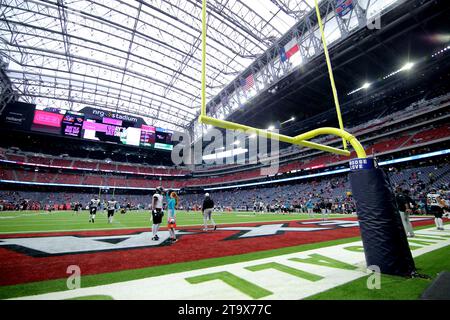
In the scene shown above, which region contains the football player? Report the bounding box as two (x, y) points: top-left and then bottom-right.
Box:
(166, 191), (179, 243)
(151, 187), (164, 240)
(89, 196), (101, 223)
(107, 198), (118, 224)
(427, 189), (446, 230)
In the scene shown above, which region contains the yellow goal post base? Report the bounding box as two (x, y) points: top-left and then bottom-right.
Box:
(198, 0), (367, 160)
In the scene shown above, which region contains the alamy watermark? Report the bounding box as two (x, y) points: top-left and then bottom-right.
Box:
(171, 128), (280, 176)
(366, 265), (381, 290)
(66, 265), (81, 290)
(367, 14), (381, 30)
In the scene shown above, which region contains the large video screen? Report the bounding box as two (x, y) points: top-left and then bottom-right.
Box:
(82, 118), (131, 144)
(0, 102), (36, 130)
(23, 105), (175, 151)
(62, 112), (84, 137)
(31, 109), (65, 135)
(140, 125), (156, 147)
(154, 127), (174, 151)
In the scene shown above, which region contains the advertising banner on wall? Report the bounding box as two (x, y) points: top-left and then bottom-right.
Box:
(0, 101), (36, 131)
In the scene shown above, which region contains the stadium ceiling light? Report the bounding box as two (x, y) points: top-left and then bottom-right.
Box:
(401, 62), (414, 71)
(281, 117), (296, 125)
(382, 62), (415, 80)
(347, 82), (372, 96)
(267, 125), (275, 131)
(431, 45), (450, 58)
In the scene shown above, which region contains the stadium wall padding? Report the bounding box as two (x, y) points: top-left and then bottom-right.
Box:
(350, 168), (415, 276)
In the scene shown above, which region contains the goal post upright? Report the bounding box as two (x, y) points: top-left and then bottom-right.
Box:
(201, 0), (207, 119)
(198, 0), (365, 159)
(199, 0), (416, 276)
(313, 0), (347, 151)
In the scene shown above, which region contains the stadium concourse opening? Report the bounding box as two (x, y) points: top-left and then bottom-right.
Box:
(0, 0), (450, 302)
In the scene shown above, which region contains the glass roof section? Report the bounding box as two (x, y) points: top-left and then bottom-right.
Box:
(0, 0), (324, 131)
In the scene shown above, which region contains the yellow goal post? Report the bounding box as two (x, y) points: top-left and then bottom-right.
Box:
(198, 0), (367, 159)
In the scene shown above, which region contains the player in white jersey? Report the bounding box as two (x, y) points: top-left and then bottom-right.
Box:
(89, 196), (101, 223)
(427, 189), (446, 230)
(151, 186), (164, 241)
(107, 198), (118, 224)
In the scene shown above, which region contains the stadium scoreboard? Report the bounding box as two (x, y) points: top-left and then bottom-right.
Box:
(1, 102), (175, 151)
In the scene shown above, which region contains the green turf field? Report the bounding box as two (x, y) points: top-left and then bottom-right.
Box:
(0, 210), (348, 234)
(1, 223), (448, 300)
(0, 235), (362, 299)
(308, 244), (450, 300)
(0, 210), (448, 300)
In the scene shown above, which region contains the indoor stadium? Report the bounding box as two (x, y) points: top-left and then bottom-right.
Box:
(0, 0), (449, 303)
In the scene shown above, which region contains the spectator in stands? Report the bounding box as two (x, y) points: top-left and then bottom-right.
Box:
(306, 199), (314, 215)
(429, 172), (435, 184)
(326, 199), (333, 215)
(319, 198), (327, 220)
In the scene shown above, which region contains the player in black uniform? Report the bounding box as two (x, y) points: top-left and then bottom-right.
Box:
(107, 198), (118, 224)
(151, 187), (165, 240)
(89, 196), (101, 223)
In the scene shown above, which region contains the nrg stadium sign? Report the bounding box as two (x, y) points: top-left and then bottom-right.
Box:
(80, 107), (143, 126)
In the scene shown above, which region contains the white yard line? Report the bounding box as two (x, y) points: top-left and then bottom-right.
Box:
(13, 226), (450, 300)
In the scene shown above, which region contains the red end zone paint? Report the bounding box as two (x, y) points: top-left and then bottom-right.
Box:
(0, 218), (436, 286)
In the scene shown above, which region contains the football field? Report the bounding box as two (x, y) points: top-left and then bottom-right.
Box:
(0, 210), (449, 300)
(0, 210), (347, 233)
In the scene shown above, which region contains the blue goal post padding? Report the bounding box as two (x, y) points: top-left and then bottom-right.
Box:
(350, 167), (415, 276)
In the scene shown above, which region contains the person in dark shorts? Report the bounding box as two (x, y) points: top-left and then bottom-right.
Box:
(395, 187), (415, 237)
(151, 186), (165, 240)
(427, 189), (446, 230)
(89, 196), (100, 223)
(107, 198), (118, 224)
(202, 193), (216, 231)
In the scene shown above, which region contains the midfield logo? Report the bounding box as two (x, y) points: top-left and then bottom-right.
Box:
(0, 230), (194, 257)
(218, 218), (430, 239)
(219, 220), (359, 239)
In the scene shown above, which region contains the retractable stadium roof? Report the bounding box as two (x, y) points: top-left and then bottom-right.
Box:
(0, 0), (325, 131)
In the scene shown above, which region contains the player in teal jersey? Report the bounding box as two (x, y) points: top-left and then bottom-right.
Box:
(167, 191), (179, 243)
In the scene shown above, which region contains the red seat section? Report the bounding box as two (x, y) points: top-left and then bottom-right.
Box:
(367, 135), (410, 154)
(5, 154), (26, 162)
(138, 167), (154, 174)
(51, 159), (74, 167)
(117, 165), (138, 173)
(15, 170), (35, 182)
(0, 168), (15, 180)
(73, 161), (98, 170)
(98, 163), (117, 171)
(28, 156), (52, 166)
(2, 121), (449, 188)
(406, 125), (450, 147)
(53, 173), (83, 184)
